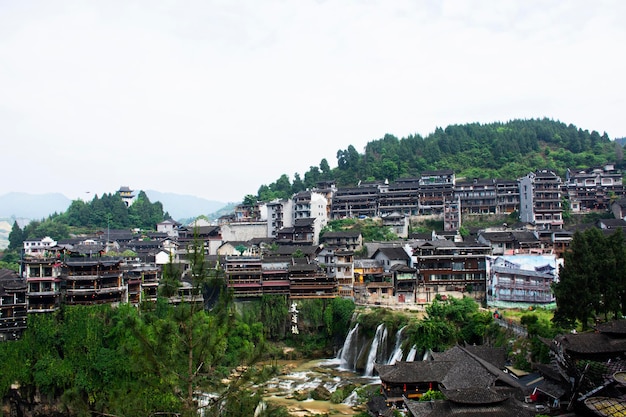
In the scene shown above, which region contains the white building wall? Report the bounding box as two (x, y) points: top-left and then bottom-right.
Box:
(221, 222), (268, 242)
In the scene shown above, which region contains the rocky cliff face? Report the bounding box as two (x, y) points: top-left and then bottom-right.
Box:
(3, 388), (67, 417)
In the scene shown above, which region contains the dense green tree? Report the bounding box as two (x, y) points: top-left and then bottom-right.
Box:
(131, 236), (231, 416)
(8, 221), (24, 251)
(324, 297), (356, 342)
(320, 158), (331, 177)
(260, 294), (289, 340)
(257, 118), (618, 199)
(303, 166), (322, 189)
(130, 190), (168, 229)
(551, 229), (626, 329)
(291, 172), (305, 194)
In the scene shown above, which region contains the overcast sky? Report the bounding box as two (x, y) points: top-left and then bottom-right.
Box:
(1, 0), (625, 203)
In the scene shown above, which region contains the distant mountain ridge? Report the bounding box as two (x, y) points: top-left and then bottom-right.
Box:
(144, 190), (228, 220)
(0, 192), (72, 219)
(0, 191), (228, 222)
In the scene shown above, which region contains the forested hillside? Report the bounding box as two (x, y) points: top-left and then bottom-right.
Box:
(257, 118), (624, 201)
(5, 191), (169, 249)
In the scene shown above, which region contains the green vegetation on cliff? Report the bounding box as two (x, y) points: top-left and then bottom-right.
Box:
(257, 118), (623, 201)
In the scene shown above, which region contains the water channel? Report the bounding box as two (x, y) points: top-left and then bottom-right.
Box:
(255, 321), (413, 416)
(257, 358), (378, 416)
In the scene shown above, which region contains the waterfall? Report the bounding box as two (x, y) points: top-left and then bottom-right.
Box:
(405, 344), (417, 362)
(364, 323), (386, 377)
(342, 389), (359, 406)
(338, 323), (359, 370)
(386, 325), (406, 364)
(377, 325), (389, 363)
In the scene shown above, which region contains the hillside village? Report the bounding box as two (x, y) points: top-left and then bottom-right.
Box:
(2, 166), (626, 416)
(2, 165), (626, 335)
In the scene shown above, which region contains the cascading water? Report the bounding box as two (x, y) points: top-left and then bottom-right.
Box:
(405, 344), (417, 362)
(338, 323), (359, 370)
(377, 324), (389, 363)
(364, 323), (386, 377)
(386, 325), (406, 364)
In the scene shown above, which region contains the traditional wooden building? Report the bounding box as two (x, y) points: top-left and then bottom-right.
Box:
(418, 170), (455, 215)
(331, 184), (380, 219)
(123, 264), (160, 304)
(455, 178), (497, 215)
(0, 269), (27, 341)
(317, 247), (354, 298)
(62, 257), (125, 305)
(224, 256), (263, 298)
(378, 177), (421, 216)
(23, 256), (63, 313)
(374, 345), (531, 416)
(565, 164), (624, 211)
(320, 231), (363, 252)
(288, 263), (338, 299)
(413, 240), (491, 293)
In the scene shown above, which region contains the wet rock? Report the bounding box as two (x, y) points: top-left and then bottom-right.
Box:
(310, 385), (331, 401)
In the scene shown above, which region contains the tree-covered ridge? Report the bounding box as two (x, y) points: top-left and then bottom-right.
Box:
(257, 118), (623, 201)
(7, 191), (170, 245)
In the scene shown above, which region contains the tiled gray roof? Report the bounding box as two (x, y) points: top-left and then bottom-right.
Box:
(374, 247), (410, 261)
(441, 387), (508, 404)
(596, 319), (626, 335)
(294, 217), (316, 227)
(376, 361), (454, 384)
(404, 398), (535, 417)
(462, 345), (507, 369)
(321, 231), (361, 239)
(556, 332), (626, 355)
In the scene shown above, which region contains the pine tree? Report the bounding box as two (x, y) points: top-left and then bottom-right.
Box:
(7, 221), (24, 251)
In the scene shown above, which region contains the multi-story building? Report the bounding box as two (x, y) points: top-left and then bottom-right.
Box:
(331, 184), (380, 219)
(123, 264), (160, 304)
(224, 256), (263, 298)
(23, 257), (63, 313)
(320, 231), (363, 252)
(391, 264), (418, 303)
(266, 199), (294, 238)
(443, 197), (462, 232)
(495, 179), (520, 214)
(288, 263), (338, 299)
(293, 190), (328, 244)
(413, 240), (491, 294)
(62, 257), (126, 305)
(565, 164), (624, 211)
(261, 258), (291, 296)
(0, 269), (27, 341)
(178, 225), (222, 255)
(455, 179), (497, 215)
(157, 219), (181, 238)
(418, 170), (455, 215)
(381, 213), (410, 238)
(477, 229), (543, 256)
(378, 178), (420, 216)
(317, 247), (354, 298)
(519, 169), (563, 229)
(486, 255), (558, 306)
(234, 201), (265, 222)
(23, 236), (58, 257)
(353, 259), (385, 284)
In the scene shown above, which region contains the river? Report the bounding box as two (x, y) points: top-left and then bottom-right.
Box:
(256, 358), (379, 416)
